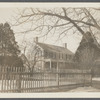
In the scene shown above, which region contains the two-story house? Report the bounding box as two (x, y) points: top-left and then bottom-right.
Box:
(33, 37), (74, 71)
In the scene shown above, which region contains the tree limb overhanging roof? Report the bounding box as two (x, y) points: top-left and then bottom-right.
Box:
(36, 42), (74, 55)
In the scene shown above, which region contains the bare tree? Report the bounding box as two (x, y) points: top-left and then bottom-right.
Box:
(20, 41), (43, 72)
(14, 7), (100, 73)
(14, 7), (100, 40)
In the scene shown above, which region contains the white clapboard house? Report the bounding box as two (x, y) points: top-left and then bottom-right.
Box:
(33, 37), (74, 71)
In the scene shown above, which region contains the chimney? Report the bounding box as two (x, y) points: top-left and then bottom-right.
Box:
(63, 43), (67, 48)
(34, 37), (38, 43)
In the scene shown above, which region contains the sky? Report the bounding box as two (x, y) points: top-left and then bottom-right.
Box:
(0, 7), (83, 53)
(1, 3), (100, 53)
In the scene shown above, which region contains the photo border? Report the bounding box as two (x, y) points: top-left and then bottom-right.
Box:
(0, 1), (99, 99)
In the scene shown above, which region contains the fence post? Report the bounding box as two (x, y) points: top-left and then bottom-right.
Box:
(57, 70), (59, 88)
(90, 71), (92, 86)
(16, 73), (21, 93)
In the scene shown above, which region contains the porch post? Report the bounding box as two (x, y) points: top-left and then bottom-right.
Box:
(57, 61), (59, 87)
(42, 49), (44, 70)
(57, 61), (58, 71)
(42, 60), (44, 70)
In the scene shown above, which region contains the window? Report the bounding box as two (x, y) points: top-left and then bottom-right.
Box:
(38, 50), (42, 57)
(44, 50), (48, 58)
(59, 53), (63, 59)
(66, 55), (71, 60)
(66, 54), (67, 60)
(68, 55), (72, 60)
(51, 52), (53, 58)
(70, 55), (73, 60)
(52, 52), (56, 59)
(69, 55), (72, 60)
(68, 55), (70, 60)
(59, 53), (60, 59)
(49, 52), (53, 58)
(62, 54), (63, 59)
(55, 52), (56, 59)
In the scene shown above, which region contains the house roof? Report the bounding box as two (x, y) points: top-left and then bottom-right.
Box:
(36, 42), (74, 55)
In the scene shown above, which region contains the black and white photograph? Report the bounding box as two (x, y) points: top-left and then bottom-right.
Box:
(0, 3), (100, 94)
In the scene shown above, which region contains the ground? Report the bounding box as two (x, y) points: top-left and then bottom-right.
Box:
(67, 78), (100, 92)
(68, 86), (100, 92)
(44, 86), (100, 92)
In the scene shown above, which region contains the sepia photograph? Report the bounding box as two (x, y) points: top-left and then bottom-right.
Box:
(0, 3), (100, 95)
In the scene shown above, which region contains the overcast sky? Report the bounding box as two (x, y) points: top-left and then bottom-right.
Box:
(0, 7), (84, 53)
(2, 3), (100, 53)
(4, 2), (100, 53)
